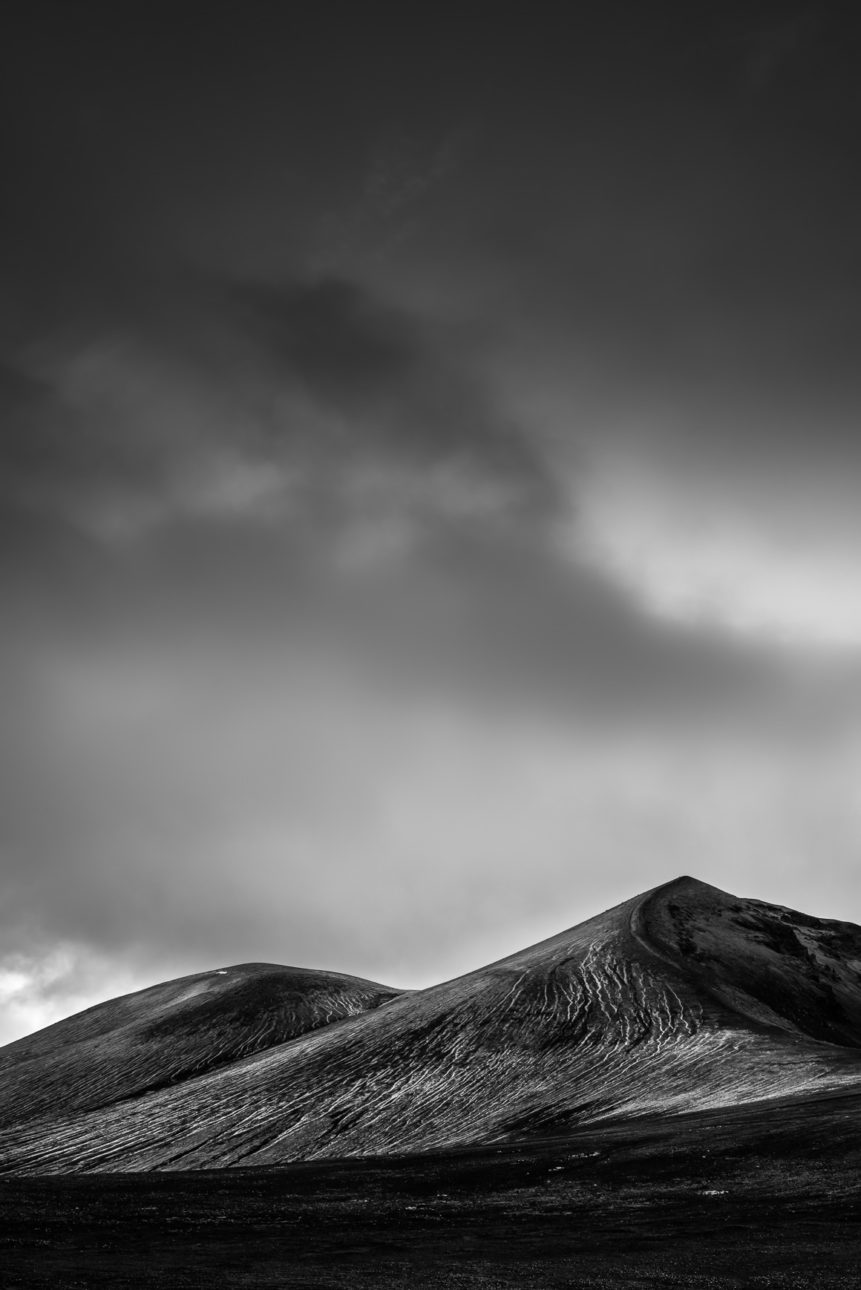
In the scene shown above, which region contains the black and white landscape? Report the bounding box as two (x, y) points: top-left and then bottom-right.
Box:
(4, 3), (861, 1285)
(2, 877), (861, 1285)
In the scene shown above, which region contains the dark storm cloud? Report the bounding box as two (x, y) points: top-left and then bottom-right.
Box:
(0, 363), (54, 480)
(736, 11), (819, 92)
(236, 279), (417, 400)
(0, 243), (830, 736)
(224, 276), (555, 503)
(0, 352), (164, 504)
(0, 266), (555, 558)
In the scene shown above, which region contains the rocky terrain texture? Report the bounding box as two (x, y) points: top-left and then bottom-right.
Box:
(1, 876), (860, 1174)
(0, 964), (401, 1124)
(4, 1087), (860, 1288)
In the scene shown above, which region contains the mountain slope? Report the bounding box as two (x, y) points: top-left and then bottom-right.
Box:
(640, 880), (861, 1045)
(0, 963), (401, 1126)
(1, 877), (860, 1174)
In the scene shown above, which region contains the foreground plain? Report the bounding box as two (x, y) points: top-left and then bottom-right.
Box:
(3, 1087), (860, 1288)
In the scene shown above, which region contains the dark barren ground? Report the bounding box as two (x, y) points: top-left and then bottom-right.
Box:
(3, 1088), (860, 1289)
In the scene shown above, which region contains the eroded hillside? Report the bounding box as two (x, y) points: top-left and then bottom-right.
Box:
(1, 877), (860, 1174)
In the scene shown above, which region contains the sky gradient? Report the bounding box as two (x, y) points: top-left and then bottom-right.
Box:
(2, 2), (861, 1042)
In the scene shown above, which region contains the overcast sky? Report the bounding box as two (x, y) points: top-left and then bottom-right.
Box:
(3, 2), (861, 1043)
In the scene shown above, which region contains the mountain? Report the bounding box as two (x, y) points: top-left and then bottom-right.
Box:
(1, 876), (860, 1174)
(0, 963), (401, 1125)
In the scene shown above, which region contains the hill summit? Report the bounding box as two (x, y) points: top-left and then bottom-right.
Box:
(1, 876), (860, 1173)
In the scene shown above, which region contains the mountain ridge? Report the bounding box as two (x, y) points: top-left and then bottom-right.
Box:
(1, 875), (860, 1175)
(0, 962), (401, 1126)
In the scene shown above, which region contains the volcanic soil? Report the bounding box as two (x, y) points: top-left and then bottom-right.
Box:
(2, 1088), (860, 1288)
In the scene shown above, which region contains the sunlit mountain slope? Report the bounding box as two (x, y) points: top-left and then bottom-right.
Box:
(0, 963), (401, 1125)
(1, 877), (859, 1174)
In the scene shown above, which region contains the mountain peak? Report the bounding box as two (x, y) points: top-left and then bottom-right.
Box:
(653, 874), (728, 897)
(1, 880), (860, 1174)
